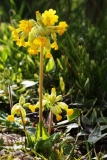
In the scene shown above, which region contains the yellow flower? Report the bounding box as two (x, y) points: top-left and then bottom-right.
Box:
(11, 105), (21, 115)
(11, 103), (26, 119)
(45, 53), (52, 58)
(29, 105), (36, 112)
(16, 38), (25, 47)
(19, 20), (33, 33)
(56, 114), (62, 121)
(67, 109), (74, 116)
(51, 41), (58, 50)
(57, 21), (68, 35)
(33, 36), (47, 47)
(12, 31), (19, 41)
(7, 115), (14, 122)
(50, 88), (57, 103)
(42, 9), (58, 26)
(9, 9), (68, 57)
(9, 26), (19, 40)
(28, 45), (38, 55)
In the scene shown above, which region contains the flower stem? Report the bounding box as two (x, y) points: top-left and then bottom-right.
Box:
(8, 85), (13, 111)
(20, 111), (27, 148)
(39, 46), (43, 137)
(48, 110), (53, 135)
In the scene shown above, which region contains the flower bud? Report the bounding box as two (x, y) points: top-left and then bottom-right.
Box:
(19, 95), (25, 106)
(56, 114), (62, 121)
(57, 102), (68, 111)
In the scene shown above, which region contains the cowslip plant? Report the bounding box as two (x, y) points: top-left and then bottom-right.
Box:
(29, 87), (74, 134)
(9, 8), (68, 137)
(7, 95), (30, 134)
(7, 9), (82, 159)
(9, 9), (68, 57)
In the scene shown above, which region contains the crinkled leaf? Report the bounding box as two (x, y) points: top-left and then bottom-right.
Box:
(96, 117), (107, 123)
(62, 143), (73, 156)
(35, 132), (61, 159)
(66, 123), (78, 133)
(26, 132), (35, 148)
(100, 125), (107, 131)
(88, 123), (107, 144)
(77, 130), (89, 136)
(35, 122), (49, 140)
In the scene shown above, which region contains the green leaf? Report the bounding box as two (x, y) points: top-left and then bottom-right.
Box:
(62, 143), (73, 156)
(84, 78), (89, 90)
(96, 117), (107, 123)
(82, 116), (91, 126)
(100, 125), (107, 131)
(26, 132), (35, 148)
(88, 123), (107, 144)
(67, 108), (81, 121)
(50, 132), (61, 144)
(35, 122), (49, 140)
(75, 89), (84, 103)
(66, 123), (78, 133)
(26, 55), (35, 66)
(26, 126), (36, 135)
(90, 109), (97, 126)
(57, 58), (63, 70)
(77, 130), (89, 136)
(46, 57), (55, 72)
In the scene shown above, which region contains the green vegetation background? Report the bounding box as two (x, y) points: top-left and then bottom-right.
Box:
(0, 0), (107, 107)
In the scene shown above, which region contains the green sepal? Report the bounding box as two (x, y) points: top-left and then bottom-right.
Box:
(46, 57), (55, 72)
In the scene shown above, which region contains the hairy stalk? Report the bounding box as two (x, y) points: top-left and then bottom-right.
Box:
(39, 46), (43, 137)
(20, 111), (27, 148)
(8, 85), (13, 111)
(48, 110), (53, 135)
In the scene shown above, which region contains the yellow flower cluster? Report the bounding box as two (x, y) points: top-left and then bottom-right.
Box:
(7, 103), (26, 122)
(9, 9), (68, 57)
(7, 95), (27, 122)
(28, 88), (74, 121)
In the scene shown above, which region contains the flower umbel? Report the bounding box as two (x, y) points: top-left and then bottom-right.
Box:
(7, 95), (28, 122)
(34, 88), (74, 121)
(9, 9), (68, 57)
